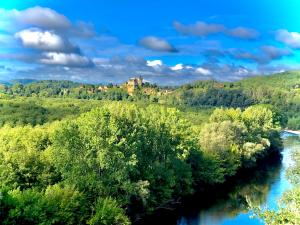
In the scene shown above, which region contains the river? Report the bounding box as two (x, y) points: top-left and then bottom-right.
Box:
(177, 132), (300, 225)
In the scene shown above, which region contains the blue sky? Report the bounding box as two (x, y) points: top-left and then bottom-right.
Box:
(1, 0), (300, 85)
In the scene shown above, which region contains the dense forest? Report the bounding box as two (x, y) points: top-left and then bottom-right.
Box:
(2, 71), (300, 129)
(0, 71), (299, 224)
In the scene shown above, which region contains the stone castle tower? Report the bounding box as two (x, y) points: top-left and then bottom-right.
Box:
(125, 76), (144, 94)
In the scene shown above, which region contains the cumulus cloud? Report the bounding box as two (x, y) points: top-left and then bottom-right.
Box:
(14, 6), (71, 29)
(257, 64), (300, 75)
(13, 26), (93, 68)
(0, 6), (97, 39)
(218, 45), (292, 65)
(174, 21), (259, 40)
(174, 21), (225, 37)
(15, 28), (78, 52)
(261, 45), (292, 60)
(13, 56), (211, 84)
(229, 50), (259, 62)
(2, 6), (95, 69)
(139, 36), (177, 52)
(196, 67), (212, 75)
(201, 63), (256, 81)
(1, 6), (295, 84)
(170, 64), (196, 71)
(40, 52), (93, 67)
(13, 53), (294, 85)
(147, 60), (163, 67)
(227, 27), (260, 40)
(276, 29), (300, 49)
(170, 64), (184, 71)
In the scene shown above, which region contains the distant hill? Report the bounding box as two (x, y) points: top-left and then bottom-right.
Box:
(0, 80), (12, 86)
(160, 70), (300, 129)
(11, 79), (37, 85)
(236, 71), (300, 90)
(0, 79), (38, 87)
(1, 71), (300, 129)
(160, 70), (300, 111)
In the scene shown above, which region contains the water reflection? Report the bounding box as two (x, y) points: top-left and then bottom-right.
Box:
(178, 134), (300, 225)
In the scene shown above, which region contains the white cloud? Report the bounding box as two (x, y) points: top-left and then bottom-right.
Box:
(15, 6), (71, 29)
(40, 52), (92, 67)
(147, 60), (163, 67)
(174, 21), (225, 36)
(0, 7), (97, 38)
(15, 28), (79, 53)
(14, 55), (285, 85)
(276, 29), (300, 49)
(15, 28), (65, 51)
(237, 67), (250, 76)
(139, 36), (177, 52)
(170, 64), (184, 71)
(228, 46), (292, 64)
(227, 27), (259, 40)
(174, 21), (259, 40)
(196, 67), (212, 75)
(261, 45), (292, 60)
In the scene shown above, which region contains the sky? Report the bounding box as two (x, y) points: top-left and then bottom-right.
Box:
(1, 0), (300, 85)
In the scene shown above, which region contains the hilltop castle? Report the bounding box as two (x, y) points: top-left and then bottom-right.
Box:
(124, 76), (144, 95)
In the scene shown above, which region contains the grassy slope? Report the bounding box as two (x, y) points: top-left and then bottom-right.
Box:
(238, 71), (300, 89)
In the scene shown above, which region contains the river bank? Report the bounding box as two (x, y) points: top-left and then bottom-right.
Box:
(283, 130), (300, 135)
(135, 141), (287, 225)
(176, 133), (299, 225)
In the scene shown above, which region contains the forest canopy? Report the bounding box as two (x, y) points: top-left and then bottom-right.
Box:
(1, 72), (299, 224)
(0, 101), (284, 224)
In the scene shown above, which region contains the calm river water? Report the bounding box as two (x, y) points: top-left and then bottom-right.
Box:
(177, 133), (300, 225)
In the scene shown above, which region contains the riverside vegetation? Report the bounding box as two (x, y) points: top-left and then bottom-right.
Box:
(252, 136), (300, 225)
(0, 71), (299, 225)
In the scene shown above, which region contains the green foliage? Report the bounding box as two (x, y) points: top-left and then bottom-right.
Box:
(184, 88), (254, 108)
(0, 185), (88, 225)
(3, 72), (300, 130)
(0, 125), (59, 190)
(199, 121), (244, 177)
(49, 104), (195, 209)
(5, 80), (150, 101)
(253, 149), (300, 225)
(88, 197), (130, 225)
(199, 106), (282, 171)
(0, 75), (290, 224)
(163, 72), (300, 129)
(188, 149), (227, 185)
(0, 100), (48, 126)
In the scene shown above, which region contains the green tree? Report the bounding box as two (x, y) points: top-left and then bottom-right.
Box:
(199, 120), (245, 177)
(0, 185), (88, 225)
(0, 125), (59, 190)
(88, 197), (130, 225)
